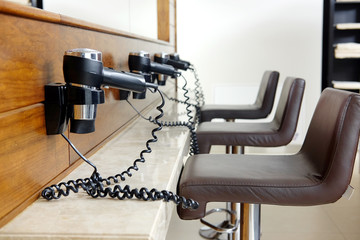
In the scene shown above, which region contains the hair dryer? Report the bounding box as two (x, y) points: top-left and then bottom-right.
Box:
(169, 53), (191, 69)
(128, 51), (180, 86)
(153, 52), (170, 86)
(45, 48), (157, 134)
(155, 52), (190, 71)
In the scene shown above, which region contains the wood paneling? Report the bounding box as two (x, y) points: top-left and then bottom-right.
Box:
(0, 13), (63, 113)
(0, 0), (177, 227)
(0, 1), (61, 23)
(0, 104), (69, 224)
(158, 0), (170, 42)
(0, 1), (171, 46)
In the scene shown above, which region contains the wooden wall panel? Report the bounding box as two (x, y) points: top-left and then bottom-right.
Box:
(0, 14), (63, 113)
(0, 0), (177, 227)
(0, 104), (69, 221)
(158, 0), (170, 42)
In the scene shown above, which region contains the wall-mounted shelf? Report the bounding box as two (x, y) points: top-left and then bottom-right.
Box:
(336, 23), (360, 29)
(334, 42), (360, 58)
(322, 0), (360, 90)
(336, 0), (360, 4)
(332, 80), (360, 89)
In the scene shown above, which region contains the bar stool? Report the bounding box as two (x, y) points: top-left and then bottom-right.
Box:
(200, 70), (279, 123)
(200, 70), (279, 169)
(195, 77), (305, 239)
(197, 77), (305, 154)
(178, 88), (360, 240)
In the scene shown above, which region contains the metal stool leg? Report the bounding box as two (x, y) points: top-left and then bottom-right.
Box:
(228, 202), (240, 240)
(249, 204), (261, 240)
(240, 204), (261, 240)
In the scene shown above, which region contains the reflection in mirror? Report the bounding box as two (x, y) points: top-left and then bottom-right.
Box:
(40, 0), (158, 39)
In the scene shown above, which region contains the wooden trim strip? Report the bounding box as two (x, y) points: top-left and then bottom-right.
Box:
(157, 0), (170, 42)
(0, 0), (60, 23)
(0, 1), (173, 46)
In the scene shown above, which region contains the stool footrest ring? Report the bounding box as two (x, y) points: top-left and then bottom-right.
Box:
(200, 208), (240, 234)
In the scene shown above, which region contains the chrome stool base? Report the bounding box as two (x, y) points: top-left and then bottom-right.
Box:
(199, 220), (229, 239)
(199, 208), (239, 239)
(198, 204), (261, 240)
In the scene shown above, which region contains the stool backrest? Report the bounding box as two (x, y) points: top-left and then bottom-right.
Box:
(300, 88), (360, 199)
(271, 77), (305, 144)
(254, 70), (279, 117)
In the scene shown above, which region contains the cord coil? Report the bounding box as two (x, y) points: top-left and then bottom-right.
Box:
(128, 75), (200, 155)
(42, 89), (199, 210)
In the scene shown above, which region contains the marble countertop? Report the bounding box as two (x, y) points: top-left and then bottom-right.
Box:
(0, 99), (191, 240)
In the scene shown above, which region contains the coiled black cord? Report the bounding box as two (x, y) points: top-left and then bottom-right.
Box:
(127, 76), (200, 155)
(161, 65), (204, 125)
(180, 75), (195, 127)
(41, 89), (199, 210)
(189, 65), (205, 108)
(190, 66), (203, 124)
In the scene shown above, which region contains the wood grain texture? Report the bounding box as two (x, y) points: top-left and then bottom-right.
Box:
(0, 13), (63, 113)
(0, 1), (172, 46)
(0, 1), (61, 24)
(0, 104), (69, 224)
(158, 0), (170, 42)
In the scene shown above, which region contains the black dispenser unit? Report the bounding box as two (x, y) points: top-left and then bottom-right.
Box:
(45, 48), (156, 135)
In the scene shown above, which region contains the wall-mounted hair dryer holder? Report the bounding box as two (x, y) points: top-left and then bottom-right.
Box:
(45, 82), (105, 135)
(45, 48), (154, 135)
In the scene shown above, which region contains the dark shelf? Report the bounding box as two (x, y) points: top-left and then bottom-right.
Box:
(335, 0), (360, 5)
(322, 0), (360, 90)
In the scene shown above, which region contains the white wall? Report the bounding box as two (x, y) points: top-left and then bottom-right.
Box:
(177, 0), (323, 143)
(43, 0), (158, 39)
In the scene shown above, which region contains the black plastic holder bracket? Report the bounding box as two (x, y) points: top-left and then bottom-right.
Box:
(44, 83), (68, 135)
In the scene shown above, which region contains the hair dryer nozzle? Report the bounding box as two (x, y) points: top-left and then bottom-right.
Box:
(146, 82), (158, 90)
(103, 68), (147, 93)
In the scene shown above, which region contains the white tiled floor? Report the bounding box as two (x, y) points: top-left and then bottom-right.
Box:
(166, 145), (360, 240)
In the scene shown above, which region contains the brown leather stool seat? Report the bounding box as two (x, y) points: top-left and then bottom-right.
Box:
(178, 88), (360, 222)
(200, 71), (279, 122)
(197, 77), (305, 153)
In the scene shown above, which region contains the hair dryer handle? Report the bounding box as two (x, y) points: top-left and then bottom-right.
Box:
(166, 59), (190, 70)
(150, 62), (180, 78)
(103, 68), (147, 93)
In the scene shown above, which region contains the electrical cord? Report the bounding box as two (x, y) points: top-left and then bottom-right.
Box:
(157, 65), (204, 125)
(189, 65), (205, 108)
(127, 75), (200, 155)
(162, 91), (198, 108)
(188, 66), (204, 124)
(41, 88), (199, 210)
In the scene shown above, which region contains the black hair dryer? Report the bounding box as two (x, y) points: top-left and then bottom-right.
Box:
(155, 52), (191, 72)
(45, 48), (156, 135)
(169, 53), (191, 70)
(129, 51), (180, 90)
(153, 52), (170, 86)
